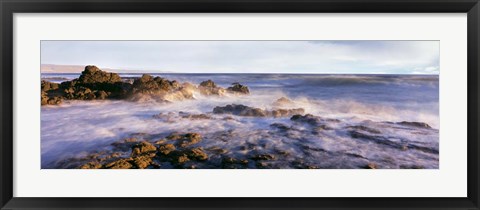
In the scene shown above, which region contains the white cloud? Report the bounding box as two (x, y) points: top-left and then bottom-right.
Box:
(41, 41), (439, 74)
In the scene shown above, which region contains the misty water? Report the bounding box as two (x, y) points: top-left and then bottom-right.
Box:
(41, 73), (439, 169)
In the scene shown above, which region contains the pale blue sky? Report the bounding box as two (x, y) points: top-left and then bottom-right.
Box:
(41, 41), (439, 74)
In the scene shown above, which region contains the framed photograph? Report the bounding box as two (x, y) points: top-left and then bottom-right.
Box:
(1, 0), (479, 209)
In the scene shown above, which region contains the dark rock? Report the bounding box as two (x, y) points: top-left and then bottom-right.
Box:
(172, 154), (190, 165)
(227, 82), (250, 94)
(41, 94), (63, 105)
(290, 114), (322, 126)
(198, 80), (226, 96)
(79, 161), (102, 169)
(131, 74), (179, 94)
(186, 147), (209, 161)
(199, 80), (217, 88)
(131, 141), (157, 157)
(347, 125), (381, 134)
(271, 108), (305, 118)
(41, 81), (64, 105)
(167, 133), (202, 148)
(158, 144), (176, 155)
(96, 90), (108, 100)
(41, 66), (135, 105)
(41, 80), (59, 92)
(213, 104), (267, 117)
(213, 104), (303, 118)
(399, 164), (425, 169)
(78, 65), (122, 84)
(250, 154), (276, 161)
(132, 155), (153, 169)
(256, 162), (269, 168)
(349, 130), (437, 154)
(104, 158), (134, 169)
(180, 113), (212, 120)
(221, 157), (249, 169)
(270, 123), (290, 131)
(397, 121), (432, 129)
(206, 147), (228, 155)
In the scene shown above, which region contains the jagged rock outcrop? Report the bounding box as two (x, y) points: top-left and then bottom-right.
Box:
(41, 65), (133, 105)
(41, 66), (252, 105)
(213, 104), (304, 117)
(198, 80), (226, 96)
(78, 65), (122, 84)
(227, 82), (250, 94)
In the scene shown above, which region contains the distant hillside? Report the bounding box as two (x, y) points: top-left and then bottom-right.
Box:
(41, 64), (172, 73)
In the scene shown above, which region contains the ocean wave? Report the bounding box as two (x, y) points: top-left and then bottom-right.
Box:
(41, 94), (439, 169)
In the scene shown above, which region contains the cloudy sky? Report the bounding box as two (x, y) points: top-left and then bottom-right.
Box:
(41, 40), (439, 74)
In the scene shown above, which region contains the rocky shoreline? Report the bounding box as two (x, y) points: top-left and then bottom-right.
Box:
(41, 65), (250, 105)
(43, 66), (439, 169)
(51, 110), (438, 169)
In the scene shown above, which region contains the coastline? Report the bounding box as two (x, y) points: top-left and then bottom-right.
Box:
(41, 65), (439, 169)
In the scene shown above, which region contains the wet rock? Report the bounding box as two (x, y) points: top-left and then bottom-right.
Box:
(152, 112), (177, 122)
(349, 131), (436, 154)
(41, 80), (59, 92)
(154, 139), (168, 145)
(78, 65), (122, 84)
(256, 162), (269, 168)
(104, 158), (134, 169)
(41, 94), (63, 105)
(399, 164), (425, 169)
(198, 80), (226, 96)
(213, 104), (267, 117)
(79, 161), (102, 169)
(71, 87), (95, 100)
(273, 149), (290, 156)
(213, 104), (304, 118)
(166, 133), (183, 141)
(186, 147), (209, 161)
(131, 74), (179, 94)
(167, 133), (202, 148)
(132, 155), (153, 169)
(312, 125), (333, 134)
(221, 157), (249, 169)
(223, 116), (235, 121)
(290, 114), (322, 126)
(270, 108), (305, 118)
(158, 144), (176, 155)
(41, 66), (134, 105)
(41, 81), (64, 105)
(270, 123), (290, 131)
(180, 112), (212, 120)
(250, 154), (276, 161)
(173, 154), (190, 165)
(96, 90), (108, 100)
(206, 146), (228, 155)
(100, 152), (122, 162)
(199, 80), (217, 88)
(405, 144), (439, 154)
(272, 97), (295, 107)
(397, 121), (432, 129)
(347, 125), (381, 134)
(131, 141), (157, 157)
(226, 82), (250, 94)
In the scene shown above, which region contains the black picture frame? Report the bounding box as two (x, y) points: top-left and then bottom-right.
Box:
(1, 0), (479, 209)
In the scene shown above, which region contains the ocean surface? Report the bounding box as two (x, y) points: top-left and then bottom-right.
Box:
(41, 73), (439, 169)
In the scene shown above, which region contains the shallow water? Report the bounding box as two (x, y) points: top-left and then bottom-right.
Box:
(41, 74), (439, 169)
